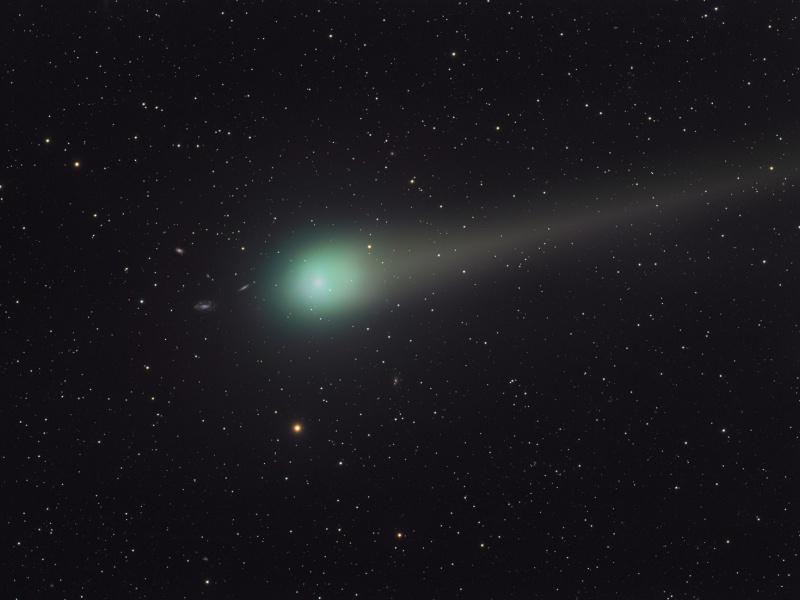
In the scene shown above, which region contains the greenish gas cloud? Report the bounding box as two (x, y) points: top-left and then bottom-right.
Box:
(275, 242), (379, 320)
(266, 159), (786, 325)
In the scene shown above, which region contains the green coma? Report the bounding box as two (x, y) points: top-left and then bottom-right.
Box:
(278, 244), (378, 318)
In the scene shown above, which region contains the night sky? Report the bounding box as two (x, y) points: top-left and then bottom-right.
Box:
(5, 2), (800, 598)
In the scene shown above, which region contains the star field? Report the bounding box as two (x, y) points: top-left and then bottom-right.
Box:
(4, 2), (800, 598)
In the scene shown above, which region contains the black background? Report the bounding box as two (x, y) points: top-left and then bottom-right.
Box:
(4, 1), (799, 598)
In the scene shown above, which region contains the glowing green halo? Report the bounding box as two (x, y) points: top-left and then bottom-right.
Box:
(276, 243), (378, 320)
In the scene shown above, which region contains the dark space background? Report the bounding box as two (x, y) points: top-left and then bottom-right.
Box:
(4, 1), (799, 598)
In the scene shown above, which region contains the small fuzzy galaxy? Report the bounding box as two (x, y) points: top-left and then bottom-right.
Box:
(5, 2), (799, 599)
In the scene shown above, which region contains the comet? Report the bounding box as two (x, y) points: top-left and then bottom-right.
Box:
(267, 156), (791, 323)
